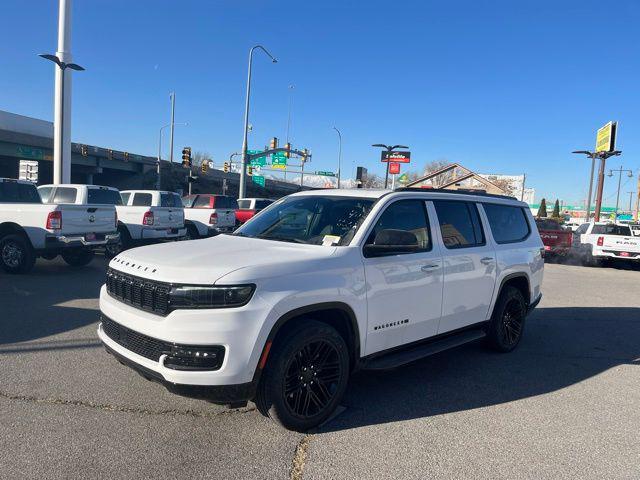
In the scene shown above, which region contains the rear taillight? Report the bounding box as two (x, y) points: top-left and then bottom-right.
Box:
(209, 212), (218, 225)
(143, 211), (154, 226)
(46, 211), (62, 230)
(597, 236), (604, 246)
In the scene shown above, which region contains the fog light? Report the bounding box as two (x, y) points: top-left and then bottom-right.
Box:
(164, 345), (225, 371)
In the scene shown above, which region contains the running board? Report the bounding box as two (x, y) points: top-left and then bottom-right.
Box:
(362, 329), (487, 371)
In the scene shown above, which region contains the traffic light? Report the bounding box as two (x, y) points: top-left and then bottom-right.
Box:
(181, 147), (192, 168)
(284, 142), (291, 158)
(301, 148), (309, 162)
(81, 145), (88, 157)
(223, 162), (230, 173)
(201, 161), (208, 174)
(269, 137), (279, 150)
(247, 165), (253, 176)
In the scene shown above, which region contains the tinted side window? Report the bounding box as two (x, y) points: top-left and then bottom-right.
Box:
(0, 182), (41, 203)
(256, 200), (272, 210)
(160, 193), (181, 207)
(237, 199), (251, 209)
(484, 204), (530, 244)
(182, 195), (195, 208)
(38, 186), (53, 203)
(575, 224), (589, 235)
(52, 187), (78, 204)
(132, 193), (152, 206)
(216, 196), (233, 209)
(120, 192), (131, 205)
(433, 200), (485, 249)
(193, 196), (211, 208)
(367, 200), (431, 251)
(87, 188), (122, 205)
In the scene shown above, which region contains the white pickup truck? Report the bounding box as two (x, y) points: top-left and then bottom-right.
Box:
(573, 221), (640, 265)
(181, 194), (237, 238)
(0, 178), (118, 273)
(39, 185), (187, 255)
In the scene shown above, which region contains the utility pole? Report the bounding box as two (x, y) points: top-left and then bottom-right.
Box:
(520, 173), (527, 201)
(168, 92), (176, 165)
(608, 165), (633, 216)
(627, 191), (635, 213)
(333, 127), (342, 188)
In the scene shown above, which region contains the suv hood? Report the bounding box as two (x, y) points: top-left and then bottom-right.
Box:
(109, 234), (336, 284)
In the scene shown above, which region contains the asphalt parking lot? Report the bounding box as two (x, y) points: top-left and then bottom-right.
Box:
(1, 257), (639, 479)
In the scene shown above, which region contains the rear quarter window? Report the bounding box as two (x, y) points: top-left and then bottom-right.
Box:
(483, 204), (531, 244)
(52, 187), (78, 204)
(87, 188), (122, 205)
(237, 199), (252, 209)
(132, 193), (152, 206)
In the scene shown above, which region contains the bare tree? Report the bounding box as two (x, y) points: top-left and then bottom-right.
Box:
(193, 151), (213, 167)
(491, 178), (515, 196)
(361, 173), (384, 189)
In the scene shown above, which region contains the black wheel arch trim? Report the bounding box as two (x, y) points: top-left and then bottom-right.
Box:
(251, 302), (361, 385)
(495, 272), (532, 308)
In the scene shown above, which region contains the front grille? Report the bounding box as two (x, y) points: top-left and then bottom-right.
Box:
(101, 315), (225, 370)
(101, 315), (167, 361)
(106, 267), (170, 315)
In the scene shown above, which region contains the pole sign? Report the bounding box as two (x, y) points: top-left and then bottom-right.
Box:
(595, 121), (617, 153)
(381, 151), (411, 163)
(388, 162), (401, 175)
(252, 175), (265, 187)
(315, 171), (335, 177)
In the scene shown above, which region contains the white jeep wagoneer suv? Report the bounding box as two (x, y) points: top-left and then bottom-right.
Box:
(98, 188), (544, 431)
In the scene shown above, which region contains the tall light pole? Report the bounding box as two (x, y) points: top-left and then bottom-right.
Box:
(372, 143), (409, 189)
(157, 122), (188, 190)
(628, 191), (635, 213)
(333, 127), (342, 189)
(607, 166), (633, 216)
(39, 0), (81, 185)
(239, 45), (278, 199)
(284, 85), (294, 183)
(168, 92), (176, 164)
(573, 150), (598, 222)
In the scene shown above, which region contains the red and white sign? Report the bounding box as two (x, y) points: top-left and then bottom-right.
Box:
(381, 151), (411, 163)
(388, 162), (401, 174)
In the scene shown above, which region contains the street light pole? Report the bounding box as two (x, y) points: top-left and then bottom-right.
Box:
(239, 45), (278, 199)
(628, 191), (635, 213)
(572, 151), (598, 222)
(333, 127), (342, 189)
(607, 165), (633, 216)
(168, 92), (176, 164)
(38, 51), (84, 185)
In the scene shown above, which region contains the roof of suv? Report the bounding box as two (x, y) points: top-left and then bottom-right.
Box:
(289, 188), (524, 205)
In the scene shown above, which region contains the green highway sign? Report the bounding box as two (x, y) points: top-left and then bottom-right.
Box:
(248, 150), (267, 167)
(252, 175), (265, 187)
(16, 146), (44, 160)
(272, 152), (287, 169)
(315, 171), (335, 177)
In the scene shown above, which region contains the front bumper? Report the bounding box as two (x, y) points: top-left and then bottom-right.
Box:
(102, 342), (256, 404)
(141, 227), (187, 240)
(44, 232), (120, 249)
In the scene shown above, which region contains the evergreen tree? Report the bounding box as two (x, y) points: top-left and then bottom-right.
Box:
(552, 199), (560, 218)
(537, 198), (547, 218)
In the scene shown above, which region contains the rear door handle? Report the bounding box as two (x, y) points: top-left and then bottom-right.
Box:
(421, 264), (440, 272)
(480, 257), (494, 265)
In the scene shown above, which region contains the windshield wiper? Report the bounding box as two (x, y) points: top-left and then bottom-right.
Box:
(256, 234), (307, 244)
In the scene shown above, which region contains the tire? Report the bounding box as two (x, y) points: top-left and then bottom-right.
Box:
(184, 224), (200, 240)
(0, 234), (36, 274)
(61, 248), (95, 267)
(255, 320), (350, 432)
(582, 247), (602, 267)
(486, 286), (527, 353)
(105, 225), (131, 258)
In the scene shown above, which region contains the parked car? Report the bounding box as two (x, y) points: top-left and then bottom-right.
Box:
(98, 189), (543, 431)
(235, 198), (274, 225)
(535, 218), (573, 257)
(573, 221), (640, 266)
(1, 178), (118, 273)
(181, 194), (237, 238)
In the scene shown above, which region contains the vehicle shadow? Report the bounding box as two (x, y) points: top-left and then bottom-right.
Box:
(0, 256), (109, 345)
(320, 307), (640, 432)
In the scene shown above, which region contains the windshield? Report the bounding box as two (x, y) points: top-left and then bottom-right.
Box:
(234, 195), (375, 245)
(592, 224), (632, 236)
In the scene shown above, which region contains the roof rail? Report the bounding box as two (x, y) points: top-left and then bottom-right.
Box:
(393, 187), (518, 201)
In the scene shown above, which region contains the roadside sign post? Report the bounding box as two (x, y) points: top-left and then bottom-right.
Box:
(593, 121), (621, 221)
(379, 149), (411, 189)
(18, 160), (39, 183)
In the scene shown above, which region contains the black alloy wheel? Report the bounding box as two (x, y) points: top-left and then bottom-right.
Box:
(486, 285), (527, 352)
(283, 339), (343, 419)
(255, 320), (350, 431)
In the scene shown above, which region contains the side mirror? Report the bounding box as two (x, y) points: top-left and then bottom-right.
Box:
(364, 229), (421, 257)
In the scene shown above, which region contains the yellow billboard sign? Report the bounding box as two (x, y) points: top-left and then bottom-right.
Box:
(595, 121), (617, 153)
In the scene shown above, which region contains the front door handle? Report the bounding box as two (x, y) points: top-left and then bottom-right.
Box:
(421, 264), (440, 272)
(480, 257), (494, 265)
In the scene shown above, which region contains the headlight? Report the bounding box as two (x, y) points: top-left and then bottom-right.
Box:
(169, 284), (255, 309)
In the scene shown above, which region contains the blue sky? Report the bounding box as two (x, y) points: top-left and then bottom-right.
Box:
(1, 0), (639, 205)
